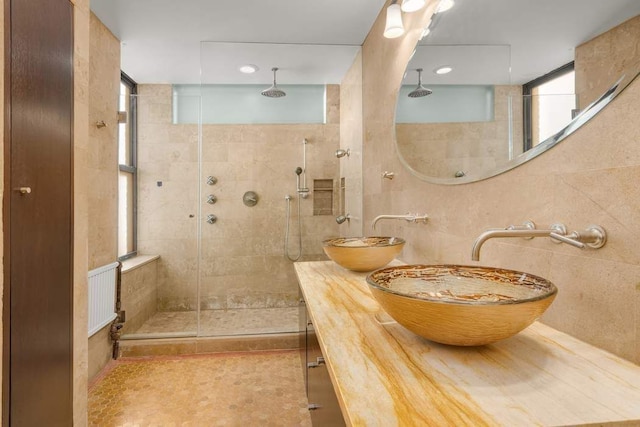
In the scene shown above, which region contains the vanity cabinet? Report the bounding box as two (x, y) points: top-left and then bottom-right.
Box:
(299, 294), (345, 426)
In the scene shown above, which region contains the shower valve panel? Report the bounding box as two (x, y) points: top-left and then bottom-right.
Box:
(243, 191), (259, 207)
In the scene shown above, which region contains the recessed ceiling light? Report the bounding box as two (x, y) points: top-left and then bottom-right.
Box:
(239, 64), (259, 74)
(435, 0), (454, 13)
(434, 66), (453, 75)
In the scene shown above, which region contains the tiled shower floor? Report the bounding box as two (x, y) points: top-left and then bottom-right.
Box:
(126, 307), (299, 337)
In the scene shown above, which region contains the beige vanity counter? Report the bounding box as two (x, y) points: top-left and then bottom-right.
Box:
(295, 260), (640, 426)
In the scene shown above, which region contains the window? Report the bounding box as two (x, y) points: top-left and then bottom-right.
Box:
(118, 72), (137, 260)
(523, 62), (576, 151)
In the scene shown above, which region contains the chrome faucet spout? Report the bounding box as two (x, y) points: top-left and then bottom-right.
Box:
(372, 213), (429, 231)
(472, 222), (607, 261)
(471, 228), (556, 261)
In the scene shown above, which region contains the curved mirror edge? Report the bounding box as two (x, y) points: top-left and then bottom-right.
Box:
(395, 62), (640, 185)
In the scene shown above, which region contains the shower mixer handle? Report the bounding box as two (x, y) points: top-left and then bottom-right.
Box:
(206, 214), (217, 224)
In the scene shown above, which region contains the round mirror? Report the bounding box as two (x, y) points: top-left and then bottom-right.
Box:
(395, 1), (640, 184)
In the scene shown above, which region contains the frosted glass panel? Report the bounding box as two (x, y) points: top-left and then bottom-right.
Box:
(173, 84), (325, 124)
(396, 85), (494, 123)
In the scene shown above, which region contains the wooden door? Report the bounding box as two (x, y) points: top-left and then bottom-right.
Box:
(4, 0), (74, 424)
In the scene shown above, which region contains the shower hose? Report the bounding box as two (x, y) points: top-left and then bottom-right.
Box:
(284, 195), (302, 261)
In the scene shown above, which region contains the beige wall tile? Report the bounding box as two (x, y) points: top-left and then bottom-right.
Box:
(88, 325), (113, 382)
(575, 15), (640, 108)
(354, 0), (640, 364)
(137, 88), (340, 311)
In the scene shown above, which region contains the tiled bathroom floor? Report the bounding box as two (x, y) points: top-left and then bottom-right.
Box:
(127, 307), (299, 337)
(88, 350), (312, 426)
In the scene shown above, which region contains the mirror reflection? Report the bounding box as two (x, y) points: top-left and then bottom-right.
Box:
(395, 0), (640, 184)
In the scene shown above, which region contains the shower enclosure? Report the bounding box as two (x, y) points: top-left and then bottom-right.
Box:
(119, 42), (343, 341)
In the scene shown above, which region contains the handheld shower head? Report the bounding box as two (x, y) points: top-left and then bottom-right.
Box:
(295, 167), (303, 175)
(408, 68), (432, 98)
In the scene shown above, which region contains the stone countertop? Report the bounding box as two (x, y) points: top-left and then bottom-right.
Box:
(295, 260), (640, 427)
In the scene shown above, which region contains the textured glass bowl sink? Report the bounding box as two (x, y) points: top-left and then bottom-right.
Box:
(322, 237), (405, 272)
(366, 264), (557, 346)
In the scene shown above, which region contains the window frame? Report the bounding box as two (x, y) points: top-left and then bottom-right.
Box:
(118, 71), (138, 261)
(522, 61), (575, 151)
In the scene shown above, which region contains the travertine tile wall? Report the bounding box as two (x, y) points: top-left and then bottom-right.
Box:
(137, 85), (340, 312)
(88, 13), (119, 271)
(86, 13), (120, 383)
(396, 85), (524, 179)
(72, 0), (91, 423)
(339, 50), (364, 236)
(575, 15), (640, 109)
(356, 1), (640, 364)
(120, 261), (159, 335)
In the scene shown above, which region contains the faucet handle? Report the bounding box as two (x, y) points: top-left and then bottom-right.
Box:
(549, 232), (586, 249)
(549, 225), (606, 249)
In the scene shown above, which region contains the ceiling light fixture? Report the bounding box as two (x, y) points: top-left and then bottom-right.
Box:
(239, 64), (258, 74)
(435, 0), (454, 13)
(434, 66), (453, 75)
(383, 0), (405, 39)
(401, 0), (425, 13)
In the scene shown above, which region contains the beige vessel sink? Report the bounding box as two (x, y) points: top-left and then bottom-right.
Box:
(366, 264), (557, 346)
(322, 237), (405, 272)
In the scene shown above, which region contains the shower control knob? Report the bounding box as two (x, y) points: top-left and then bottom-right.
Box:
(206, 214), (217, 224)
(206, 176), (218, 185)
(243, 191), (258, 207)
(206, 195), (217, 204)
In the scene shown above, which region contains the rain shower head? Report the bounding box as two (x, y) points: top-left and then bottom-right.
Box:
(261, 67), (286, 98)
(408, 68), (432, 98)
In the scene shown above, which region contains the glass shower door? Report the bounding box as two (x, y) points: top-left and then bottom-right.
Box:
(119, 89), (201, 339)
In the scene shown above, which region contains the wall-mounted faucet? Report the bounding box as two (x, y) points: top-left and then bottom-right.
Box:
(372, 213), (428, 231)
(336, 214), (351, 224)
(471, 221), (607, 261)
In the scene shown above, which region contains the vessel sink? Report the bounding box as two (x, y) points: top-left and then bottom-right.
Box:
(366, 264), (557, 346)
(322, 237), (405, 272)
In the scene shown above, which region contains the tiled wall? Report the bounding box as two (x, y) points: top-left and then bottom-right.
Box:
(137, 85), (340, 312)
(354, 1), (640, 364)
(72, 0), (91, 423)
(88, 13), (120, 271)
(575, 15), (640, 109)
(86, 13), (120, 383)
(339, 50), (364, 236)
(120, 259), (159, 335)
(396, 85), (524, 180)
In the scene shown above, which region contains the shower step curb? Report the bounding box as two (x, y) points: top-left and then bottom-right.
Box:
(117, 332), (300, 358)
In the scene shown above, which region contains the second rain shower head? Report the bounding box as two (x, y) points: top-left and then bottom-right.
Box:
(408, 68), (432, 98)
(261, 67), (286, 98)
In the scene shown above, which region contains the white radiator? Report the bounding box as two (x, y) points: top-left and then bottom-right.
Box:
(88, 262), (119, 337)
